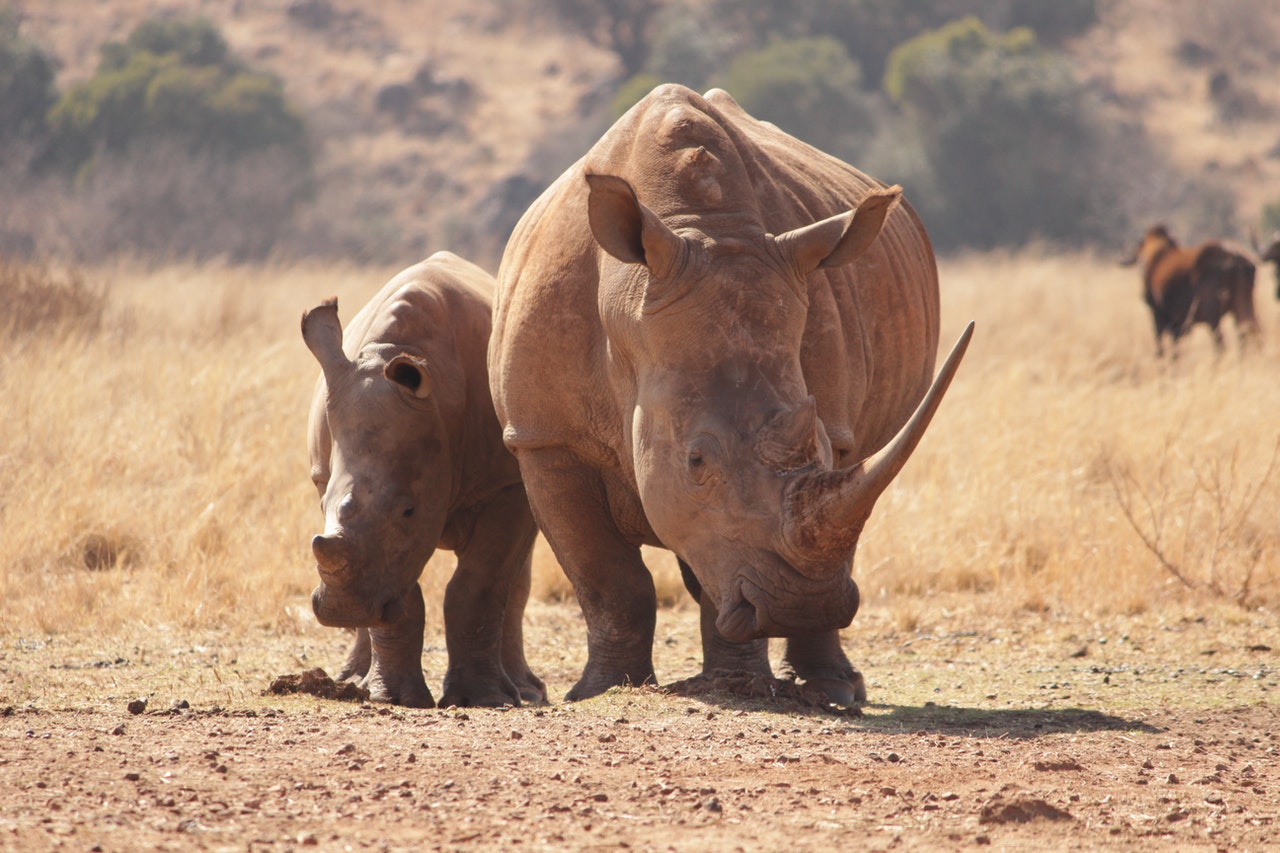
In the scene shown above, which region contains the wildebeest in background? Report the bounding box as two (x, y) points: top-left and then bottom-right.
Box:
(1249, 230), (1280, 300)
(1121, 225), (1260, 356)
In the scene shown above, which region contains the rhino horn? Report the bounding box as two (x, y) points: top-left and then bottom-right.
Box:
(312, 533), (353, 580)
(301, 298), (351, 385)
(757, 396), (826, 470)
(782, 322), (974, 567)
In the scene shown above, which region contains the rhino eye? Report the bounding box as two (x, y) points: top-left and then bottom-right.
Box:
(686, 435), (719, 486)
(403, 507), (415, 518)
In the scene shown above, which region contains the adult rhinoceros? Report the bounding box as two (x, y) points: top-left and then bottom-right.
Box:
(490, 84), (971, 705)
(303, 252), (544, 707)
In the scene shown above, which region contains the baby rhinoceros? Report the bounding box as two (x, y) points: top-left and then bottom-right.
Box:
(301, 251), (544, 708)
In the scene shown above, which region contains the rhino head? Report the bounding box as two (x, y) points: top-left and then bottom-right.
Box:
(301, 299), (452, 629)
(587, 173), (970, 643)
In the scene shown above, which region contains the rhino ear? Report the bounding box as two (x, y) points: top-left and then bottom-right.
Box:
(302, 298), (350, 380)
(586, 173), (685, 276)
(778, 186), (902, 276)
(385, 353), (433, 399)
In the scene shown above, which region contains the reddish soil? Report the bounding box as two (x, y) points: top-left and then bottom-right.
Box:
(2, 600), (1276, 851)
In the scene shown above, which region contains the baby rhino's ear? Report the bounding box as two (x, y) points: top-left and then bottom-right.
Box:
(302, 298), (350, 382)
(385, 353), (433, 399)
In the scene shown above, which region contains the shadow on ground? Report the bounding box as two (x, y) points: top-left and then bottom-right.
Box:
(857, 703), (1162, 737)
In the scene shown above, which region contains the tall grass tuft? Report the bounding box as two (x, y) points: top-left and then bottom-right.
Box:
(1, 256), (107, 338)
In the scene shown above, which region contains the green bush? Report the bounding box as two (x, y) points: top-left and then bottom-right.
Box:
(108, 16), (230, 69)
(0, 10), (57, 144)
(612, 72), (667, 117)
(710, 36), (873, 156)
(1261, 202), (1280, 238)
(46, 17), (308, 176)
(881, 17), (1116, 249)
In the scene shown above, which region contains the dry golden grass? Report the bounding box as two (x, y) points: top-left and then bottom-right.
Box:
(1, 251), (1277, 643)
(865, 248), (1280, 620)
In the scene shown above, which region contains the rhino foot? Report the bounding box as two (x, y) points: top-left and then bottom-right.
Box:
(565, 666), (657, 702)
(509, 668), (548, 705)
(439, 672), (522, 709)
(783, 631), (865, 706)
(516, 678), (548, 705)
(362, 667), (435, 708)
(800, 671), (867, 706)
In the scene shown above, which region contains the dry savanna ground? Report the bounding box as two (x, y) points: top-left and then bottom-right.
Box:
(1, 251), (1278, 851)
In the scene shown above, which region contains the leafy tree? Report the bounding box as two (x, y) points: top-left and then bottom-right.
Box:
(1261, 202), (1280, 238)
(45, 17), (309, 176)
(710, 37), (873, 157)
(107, 16), (230, 68)
(543, 0), (664, 77)
(882, 17), (1116, 249)
(832, 0), (1095, 84)
(611, 72), (666, 116)
(0, 9), (57, 145)
(33, 17), (313, 260)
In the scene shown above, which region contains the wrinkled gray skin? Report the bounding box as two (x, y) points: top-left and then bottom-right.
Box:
(303, 251), (544, 708)
(490, 85), (971, 705)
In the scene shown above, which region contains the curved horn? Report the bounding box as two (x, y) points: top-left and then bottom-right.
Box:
(301, 298), (351, 387)
(782, 322), (974, 566)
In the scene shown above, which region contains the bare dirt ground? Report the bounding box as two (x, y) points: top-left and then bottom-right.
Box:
(2, 598), (1276, 852)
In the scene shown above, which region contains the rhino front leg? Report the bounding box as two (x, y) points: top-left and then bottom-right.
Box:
(678, 558), (771, 676)
(518, 448), (657, 701)
(336, 628), (372, 682)
(361, 583), (435, 708)
(783, 630), (866, 706)
(439, 484), (544, 708)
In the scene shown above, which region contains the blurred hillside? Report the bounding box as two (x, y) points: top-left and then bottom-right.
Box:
(7, 0), (1280, 267)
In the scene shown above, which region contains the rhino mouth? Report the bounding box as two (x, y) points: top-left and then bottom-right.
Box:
(715, 583), (763, 643)
(311, 582), (405, 628)
(714, 575), (860, 642)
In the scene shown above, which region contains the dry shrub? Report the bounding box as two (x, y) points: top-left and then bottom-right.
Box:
(36, 142), (311, 264)
(0, 256), (106, 337)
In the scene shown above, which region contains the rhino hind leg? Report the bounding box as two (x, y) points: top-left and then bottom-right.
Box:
(678, 558), (772, 677)
(439, 484), (546, 708)
(783, 630), (867, 706)
(336, 628), (372, 682)
(362, 584), (435, 708)
(500, 551), (548, 705)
